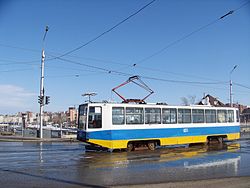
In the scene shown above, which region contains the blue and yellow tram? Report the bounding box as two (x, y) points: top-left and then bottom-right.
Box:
(77, 102), (240, 151)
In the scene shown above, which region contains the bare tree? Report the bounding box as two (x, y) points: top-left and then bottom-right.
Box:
(181, 97), (189, 106)
(188, 95), (196, 105)
(181, 95), (196, 106)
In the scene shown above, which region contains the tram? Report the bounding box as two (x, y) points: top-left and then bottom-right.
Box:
(77, 102), (240, 151)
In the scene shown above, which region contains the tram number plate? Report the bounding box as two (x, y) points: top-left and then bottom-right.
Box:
(183, 128), (189, 133)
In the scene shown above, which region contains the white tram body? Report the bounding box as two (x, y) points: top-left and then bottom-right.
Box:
(77, 102), (240, 150)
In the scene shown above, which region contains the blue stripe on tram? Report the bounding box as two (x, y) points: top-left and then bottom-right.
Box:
(88, 125), (240, 140)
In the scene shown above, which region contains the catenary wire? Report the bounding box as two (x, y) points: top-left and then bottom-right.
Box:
(1, 1), (249, 82)
(52, 0), (157, 59)
(0, 46), (231, 84)
(0, 58), (39, 66)
(130, 0), (250, 67)
(0, 68), (37, 73)
(0, 43), (246, 88)
(234, 82), (250, 90)
(56, 57), (228, 85)
(0, 1), (249, 90)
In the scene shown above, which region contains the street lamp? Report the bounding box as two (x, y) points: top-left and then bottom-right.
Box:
(229, 65), (237, 107)
(82, 92), (97, 103)
(39, 26), (49, 139)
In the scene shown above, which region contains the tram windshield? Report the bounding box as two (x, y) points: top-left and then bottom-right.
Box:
(88, 106), (102, 128)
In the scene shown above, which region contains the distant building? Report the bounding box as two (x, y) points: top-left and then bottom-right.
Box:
(0, 115), (3, 123)
(0, 114), (22, 124)
(68, 107), (78, 127)
(241, 108), (250, 123)
(197, 94), (225, 107)
(225, 103), (247, 113)
(43, 112), (51, 125)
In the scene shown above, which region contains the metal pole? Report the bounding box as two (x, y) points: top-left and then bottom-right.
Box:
(229, 65), (237, 107)
(39, 49), (45, 138)
(230, 79), (232, 107)
(39, 26), (49, 139)
(60, 123), (62, 138)
(21, 124), (23, 137)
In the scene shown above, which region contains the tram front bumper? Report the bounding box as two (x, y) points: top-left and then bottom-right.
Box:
(77, 130), (89, 142)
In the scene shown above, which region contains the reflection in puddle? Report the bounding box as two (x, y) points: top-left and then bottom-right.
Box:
(82, 142), (240, 171)
(75, 142), (242, 185)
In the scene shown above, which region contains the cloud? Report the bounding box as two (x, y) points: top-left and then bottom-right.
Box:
(0, 84), (37, 114)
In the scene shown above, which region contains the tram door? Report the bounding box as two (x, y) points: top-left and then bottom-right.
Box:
(78, 104), (88, 130)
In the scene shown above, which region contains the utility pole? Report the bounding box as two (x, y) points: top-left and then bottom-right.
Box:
(39, 26), (49, 139)
(229, 65), (237, 107)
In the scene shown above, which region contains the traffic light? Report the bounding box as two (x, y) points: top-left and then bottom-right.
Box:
(45, 96), (50, 105)
(38, 96), (44, 104)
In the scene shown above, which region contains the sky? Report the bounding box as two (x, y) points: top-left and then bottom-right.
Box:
(0, 0), (249, 114)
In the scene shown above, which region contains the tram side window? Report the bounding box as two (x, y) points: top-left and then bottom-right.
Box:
(145, 108), (161, 124)
(236, 110), (240, 122)
(217, 110), (227, 123)
(205, 109), (216, 123)
(192, 109), (204, 123)
(88, 107), (102, 128)
(126, 107), (144, 124)
(162, 108), (177, 124)
(112, 107), (125, 125)
(178, 109), (191, 124)
(227, 110), (234, 123)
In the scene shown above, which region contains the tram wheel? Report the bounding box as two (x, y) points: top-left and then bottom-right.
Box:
(147, 141), (156, 151)
(127, 142), (134, 152)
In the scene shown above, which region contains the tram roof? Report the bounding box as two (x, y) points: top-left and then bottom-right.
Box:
(80, 102), (237, 110)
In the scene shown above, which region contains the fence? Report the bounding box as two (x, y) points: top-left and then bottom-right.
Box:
(0, 126), (76, 138)
(240, 123), (250, 133)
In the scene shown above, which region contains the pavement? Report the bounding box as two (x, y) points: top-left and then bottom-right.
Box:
(114, 177), (250, 188)
(1, 137), (250, 187)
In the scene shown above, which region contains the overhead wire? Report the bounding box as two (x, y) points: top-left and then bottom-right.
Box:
(2, 55), (247, 93)
(107, 3), (250, 78)
(55, 57), (228, 85)
(130, 64), (225, 82)
(44, 61), (250, 94)
(0, 1), (249, 92)
(234, 82), (250, 90)
(130, 0), (250, 67)
(0, 68), (37, 73)
(0, 58), (39, 66)
(2, 54), (247, 95)
(1, 1), (248, 82)
(234, 0), (250, 11)
(0, 43), (224, 83)
(141, 75), (228, 85)
(0, 44), (126, 67)
(52, 0), (157, 59)
(45, 64), (108, 78)
(53, 54), (126, 66)
(45, 64), (105, 73)
(57, 57), (112, 73)
(46, 73), (102, 78)
(0, 43), (41, 53)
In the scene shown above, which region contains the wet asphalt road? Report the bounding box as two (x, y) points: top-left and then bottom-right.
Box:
(0, 133), (250, 187)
